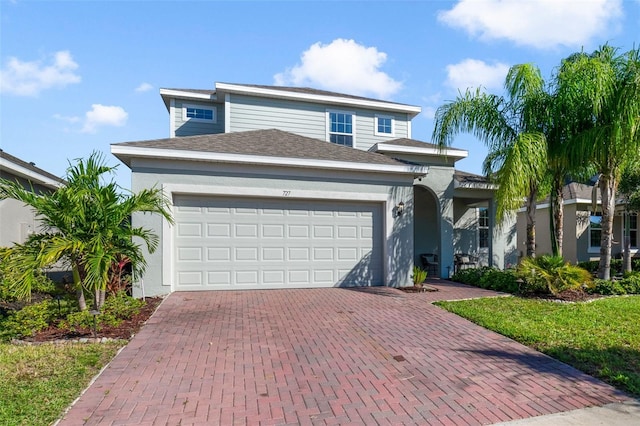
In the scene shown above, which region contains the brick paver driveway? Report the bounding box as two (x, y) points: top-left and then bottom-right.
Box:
(59, 281), (630, 425)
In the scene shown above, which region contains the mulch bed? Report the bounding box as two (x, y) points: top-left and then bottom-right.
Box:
(25, 297), (163, 342)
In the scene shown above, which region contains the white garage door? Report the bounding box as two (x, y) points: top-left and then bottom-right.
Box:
(173, 195), (383, 290)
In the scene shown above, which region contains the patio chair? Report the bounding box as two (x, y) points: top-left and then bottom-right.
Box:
(420, 253), (439, 276)
(454, 253), (478, 273)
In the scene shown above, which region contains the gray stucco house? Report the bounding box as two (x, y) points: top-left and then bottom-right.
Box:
(0, 150), (64, 247)
(517, 182), (639, 264)
(112, 83), (516, 296)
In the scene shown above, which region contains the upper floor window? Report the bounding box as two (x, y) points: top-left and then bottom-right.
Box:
(327, 110), (354, 147)
(589, 212), (602, 248)
(375, 115), (394, 136)
(183, 104), (216, 123)
(478, 207), (489, 249)
(624, 212), (638, 249)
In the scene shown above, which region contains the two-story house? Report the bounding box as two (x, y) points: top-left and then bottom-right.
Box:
(112, 83), (516, 296)
(0, 150), (64, 247)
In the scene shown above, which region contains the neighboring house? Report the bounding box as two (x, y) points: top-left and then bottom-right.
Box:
(112, 82), (517, 295)
(516, 181), (640, 264)
(0, 150), (64, 247)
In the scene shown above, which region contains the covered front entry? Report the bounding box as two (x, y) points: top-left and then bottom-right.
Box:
(172, 195), (384, 290)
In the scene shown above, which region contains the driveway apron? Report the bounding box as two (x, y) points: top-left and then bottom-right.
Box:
(59, 282), (631, 425)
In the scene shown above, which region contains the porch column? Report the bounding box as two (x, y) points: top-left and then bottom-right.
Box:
(440, 191), (455, 278)
(488, 198), (497, 268)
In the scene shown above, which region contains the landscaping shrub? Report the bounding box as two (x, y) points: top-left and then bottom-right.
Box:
(62, 291), (144, 333)
(589, 279), (627, 295)
(412, 265), (428, 286)
(517, 255), (592, 295)
(451, 267), (485, 286)
(477, 268), (519, 293)
(0, 300), (57, 341)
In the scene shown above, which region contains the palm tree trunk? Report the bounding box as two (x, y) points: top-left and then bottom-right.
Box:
(549, 182), (564, 257)
(598, 174), (617, 280)
(525, 186), (538, 257)
(72, 265), (87, 311)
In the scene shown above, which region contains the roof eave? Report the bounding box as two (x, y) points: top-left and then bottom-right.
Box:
(215, 82), (422, 117)
(372, 143), (469, 160)
(111, 145), (428, 176)
(0, 157), (64, 189)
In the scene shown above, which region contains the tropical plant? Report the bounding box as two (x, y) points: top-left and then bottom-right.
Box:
(517, 255), (592, 295)
(0, 152), (173, 310)
(432, 63), (552, 257)
(412, 265), (428, 287)
(619, 162), (640, 272)
(555, 45), (640, 279)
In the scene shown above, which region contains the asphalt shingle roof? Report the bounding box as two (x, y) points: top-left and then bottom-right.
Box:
(161, 83), (418, 108)
(113, 129), (406, 166)
(0, 149), (64, 184)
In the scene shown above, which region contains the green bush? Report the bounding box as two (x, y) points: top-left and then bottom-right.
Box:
(0, 257), (56, 302)
(451, 267), (485, 286)
(590, 279), (627, 295)
(0, 300), (57, 341)
(412, 266), (428, 286)
(478, 268), (519, 293)
(61, 292), (144, 333)
(619, 273), (640, 294)
(517, 255), (592, 295)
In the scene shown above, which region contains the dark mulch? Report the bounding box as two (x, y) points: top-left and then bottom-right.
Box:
(26, 297), (163, 342)
(398, 285), (439, 293)
(528, 289), (604, 303)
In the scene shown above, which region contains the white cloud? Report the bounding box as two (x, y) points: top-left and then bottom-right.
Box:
(274, 38), (402, 99)
(422, 106), (437, 121)
(0, 50), (81, 96)
(445, 59), (510, 92)
(438, 0), (622, 49)
(135, 82), (153, 92)
(81, 104), (128, 133)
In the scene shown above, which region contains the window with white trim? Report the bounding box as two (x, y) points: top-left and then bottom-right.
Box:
(589, 212), (602, 248)
(183, 104), (216, 122)
(624, 212), (638, 249)
(327, 111), (354, 147)
(375, 115), (394, 136)
(478, 207), (489, 249)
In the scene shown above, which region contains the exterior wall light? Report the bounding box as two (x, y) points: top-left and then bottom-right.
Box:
(396, 201), (405, 217)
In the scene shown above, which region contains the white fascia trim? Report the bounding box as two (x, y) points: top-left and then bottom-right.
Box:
(159, 88), (217, 101)
(0, 158), (63, 189)
(216, 82), (422, 117)
(454, 181), (497, 190)
(169, 98), (176, 137)
(111, 145), (428, 175)
(515, 198), (602, 213)
(373, 143), (469, 159)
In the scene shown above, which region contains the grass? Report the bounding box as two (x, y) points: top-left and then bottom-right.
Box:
(0, 341), (125, 426)
(436, 296), (640, 397)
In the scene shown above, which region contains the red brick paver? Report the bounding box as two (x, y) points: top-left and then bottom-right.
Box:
(59, 281), (630, 425)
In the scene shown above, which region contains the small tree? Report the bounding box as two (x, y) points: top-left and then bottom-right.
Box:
(0, 152), (173, 310)
(619, 163), (640, 273)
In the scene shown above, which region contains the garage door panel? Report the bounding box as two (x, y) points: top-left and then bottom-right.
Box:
(173, 195), (382, 290)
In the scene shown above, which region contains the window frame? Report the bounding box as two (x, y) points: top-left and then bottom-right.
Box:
(478, 207), (490, 250)
(374, 114), (395, 137)
(588, 212), (602, 252)
(326, 109), (356, 147)
(622, 212), (638, 250)
(183, 104), (217, 123)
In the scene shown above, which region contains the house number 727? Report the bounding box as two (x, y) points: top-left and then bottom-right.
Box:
(282, 191), (291, 196)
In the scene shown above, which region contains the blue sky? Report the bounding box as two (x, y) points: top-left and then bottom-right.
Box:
(1, 0), (639, 189)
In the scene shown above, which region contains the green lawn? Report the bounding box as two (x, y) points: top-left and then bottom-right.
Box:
(436, 295), (640, 397)
(0, 341), (124, 426)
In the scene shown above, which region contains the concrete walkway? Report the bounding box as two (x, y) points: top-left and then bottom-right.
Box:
(59, 281), (633, 425)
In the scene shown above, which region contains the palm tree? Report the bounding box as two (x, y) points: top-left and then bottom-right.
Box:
(0, 152), (173, 309)
(432, 63), (551, 257)
(556, 45), (640, 279)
